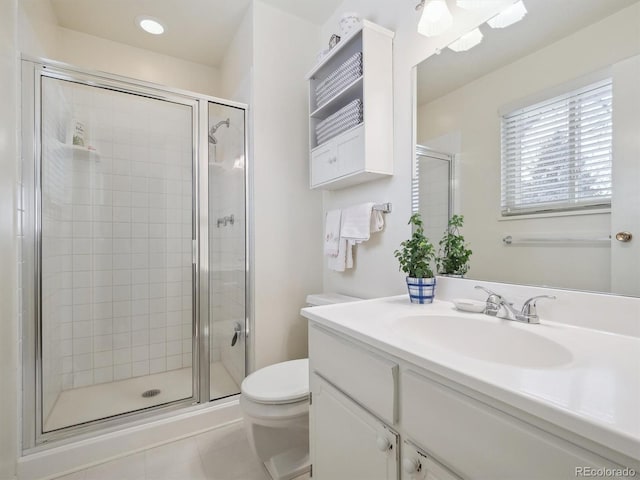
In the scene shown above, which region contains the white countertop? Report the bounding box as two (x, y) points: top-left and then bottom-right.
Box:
(301, 295), (640, 461)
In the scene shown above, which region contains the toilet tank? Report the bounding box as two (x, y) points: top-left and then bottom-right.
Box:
(305, 293), (362, 307)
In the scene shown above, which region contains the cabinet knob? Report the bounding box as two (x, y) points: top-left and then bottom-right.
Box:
(402, 457), (421, 474)
(376, 436), (392, 452)
(615, 231), (632, 242)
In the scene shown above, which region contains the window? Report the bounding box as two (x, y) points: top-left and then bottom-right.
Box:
(501, 79), (613, 216)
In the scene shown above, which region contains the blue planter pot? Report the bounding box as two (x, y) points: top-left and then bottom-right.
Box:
(406, 277), (436, 304)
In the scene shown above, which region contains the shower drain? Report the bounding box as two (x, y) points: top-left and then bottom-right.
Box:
(142, 389), (161, 398)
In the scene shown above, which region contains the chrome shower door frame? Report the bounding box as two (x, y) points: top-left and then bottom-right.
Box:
(21, 57), (250, 450)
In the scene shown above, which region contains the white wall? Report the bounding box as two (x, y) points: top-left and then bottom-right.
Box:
(416, 4), (640, 292)
(219, 5), (253, 103)
(319, 0), (509, 298)
(251, 1), (323, 369)
(0, 0), (19, 477)
(18, 0), (221, 97)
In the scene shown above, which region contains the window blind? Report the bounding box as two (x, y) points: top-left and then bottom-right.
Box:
(501, 79), (613, 216)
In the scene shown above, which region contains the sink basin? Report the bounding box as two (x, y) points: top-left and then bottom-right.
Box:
(394, 315), (573, 368)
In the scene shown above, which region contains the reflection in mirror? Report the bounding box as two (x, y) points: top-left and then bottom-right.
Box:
(414, 0), (640, 296)
(414, 146), (452, 245)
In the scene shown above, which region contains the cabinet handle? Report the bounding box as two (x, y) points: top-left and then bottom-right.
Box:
(402, 457), (421, 474)
(376, 436), (392, 452)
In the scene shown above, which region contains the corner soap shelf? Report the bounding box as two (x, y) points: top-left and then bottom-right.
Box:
(55, 142), (101, 161)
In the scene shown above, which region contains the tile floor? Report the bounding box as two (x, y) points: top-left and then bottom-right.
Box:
(53, 421), (310, 480)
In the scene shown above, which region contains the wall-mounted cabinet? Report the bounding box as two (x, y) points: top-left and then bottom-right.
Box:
(306, 20), (394, 190)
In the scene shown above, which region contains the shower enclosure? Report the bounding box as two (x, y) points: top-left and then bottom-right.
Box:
(20, 59), (248, 446)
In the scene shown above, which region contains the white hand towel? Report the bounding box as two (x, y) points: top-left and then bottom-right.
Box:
(324, 209), (342, 257)
(341, 202), (376, 242)
(328, 237), (353, 272)
(370, 209), (384, 234)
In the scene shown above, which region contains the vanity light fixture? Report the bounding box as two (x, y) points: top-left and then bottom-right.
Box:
(417, 0), (453, 37)
(447, 27), (484, 52)
(136, 16), (165, 35)
(457, 0), (506, 10)
(487, 0), (527, 28)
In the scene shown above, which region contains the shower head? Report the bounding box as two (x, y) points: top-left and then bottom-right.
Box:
(208, 118), (230, 144)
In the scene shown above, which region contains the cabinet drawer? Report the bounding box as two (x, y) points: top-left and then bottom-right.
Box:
(309, 325), (398, 424)
(402, 370), (623, 480)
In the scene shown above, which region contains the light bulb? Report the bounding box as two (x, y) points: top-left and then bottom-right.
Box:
(448, 28), (484, 52)
(487, 1), (527, 28)
(418, 0), (453, 37)
(457, 0), (505, 10)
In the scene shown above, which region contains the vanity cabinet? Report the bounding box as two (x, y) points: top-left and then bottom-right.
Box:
(306, 20), (394, 190)
(402, 370), (622, 479)
(308, 322), (634, 480)
(402, 441), (461, 480)
(310, 373), (399, 480)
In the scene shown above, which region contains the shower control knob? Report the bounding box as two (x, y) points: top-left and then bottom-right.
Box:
(402, 457), (421, 474)
(376, 436), (392, 452)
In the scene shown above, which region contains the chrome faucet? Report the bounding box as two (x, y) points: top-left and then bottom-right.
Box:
(474, 286), (556, 324)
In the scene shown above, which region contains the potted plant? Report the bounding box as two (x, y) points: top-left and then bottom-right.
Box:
(394, 213), (437, 304)
(436, 214), (472, 277)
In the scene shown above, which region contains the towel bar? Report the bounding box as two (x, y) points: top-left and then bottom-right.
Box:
(373, 203), (392, 213)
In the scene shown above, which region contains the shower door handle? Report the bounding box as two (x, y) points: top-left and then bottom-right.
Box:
(231, 322), (242, 346)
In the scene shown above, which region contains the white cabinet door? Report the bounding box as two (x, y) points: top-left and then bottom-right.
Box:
(402, 370), (623, 479)
(310, 142), (338, 187)
(336, 124), (365, 178)
(310, 373), (399, 480)
(611, 54), (640, 295)
(402, 441), (461, 480)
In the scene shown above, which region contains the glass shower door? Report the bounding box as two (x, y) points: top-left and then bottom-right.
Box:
(39, 75), (197, 432)
(207, 101), (247, 400)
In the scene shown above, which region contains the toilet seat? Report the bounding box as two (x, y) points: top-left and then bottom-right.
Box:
(241, 359), (309, 405)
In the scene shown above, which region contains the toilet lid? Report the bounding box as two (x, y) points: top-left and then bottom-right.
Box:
(241, 359), (309, 404)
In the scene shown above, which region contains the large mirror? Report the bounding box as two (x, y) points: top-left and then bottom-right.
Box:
(414, 0), (640, 296)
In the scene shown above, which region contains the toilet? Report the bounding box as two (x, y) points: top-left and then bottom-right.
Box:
(240, 293), (361, 480)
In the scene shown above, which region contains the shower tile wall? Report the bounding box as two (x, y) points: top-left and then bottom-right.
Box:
(41, 78), (194, 403)
(208, 106), (246, 388)
(41, 79), (69, 420)
(418, 159), (450, 245)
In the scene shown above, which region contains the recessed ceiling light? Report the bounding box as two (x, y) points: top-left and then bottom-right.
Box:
(136, 16), (165, 35)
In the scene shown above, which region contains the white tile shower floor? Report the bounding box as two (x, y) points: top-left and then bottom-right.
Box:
(53, 421), (311, 480)
(45, 362), (240, 432)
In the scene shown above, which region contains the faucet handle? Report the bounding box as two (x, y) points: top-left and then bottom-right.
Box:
(521, 295), (556, 319)
(474, 285), (502, 300)
(474, 286), (504, 316)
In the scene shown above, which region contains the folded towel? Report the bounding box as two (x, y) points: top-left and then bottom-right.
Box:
(341, 202), (376, 243)
(324, 209), (341, 257)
